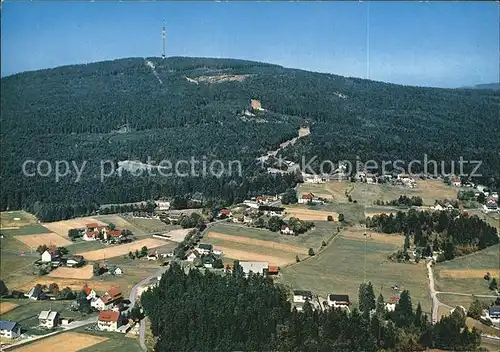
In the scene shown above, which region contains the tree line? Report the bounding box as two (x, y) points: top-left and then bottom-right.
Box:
(141, 263), (482, 351)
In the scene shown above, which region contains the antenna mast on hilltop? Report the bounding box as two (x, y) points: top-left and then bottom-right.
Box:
(162, 19), (166, 59)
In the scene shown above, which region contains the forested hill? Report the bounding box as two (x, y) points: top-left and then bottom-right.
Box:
(1, 57), (499, 218)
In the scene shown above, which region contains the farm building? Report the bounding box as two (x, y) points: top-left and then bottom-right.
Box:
(298, 193), (315, 204)
(186, 249), (201, 262)
(41, 249), (59, 263)
(258, 205), (285, 217)
(280, 225), (294, 235)
(66, 255), (84, 267)
(82, 284), (97, 300)
(38, 310), (60, 329)
(239, 261), (269, 276)
(267, 265), (279, 275)
(26, 285), (45, 300)
(98, 311), (122, 332)
(293, 290), (313, 303)
(0, 320), (21, 339)
(91, 287), (122, 311)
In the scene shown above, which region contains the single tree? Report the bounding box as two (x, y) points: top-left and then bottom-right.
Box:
(295, 255), (300, 263)
(141, 246), (148, 257)
(489, 278), (498, 291)
(92, 262), (100, 276)
(327, 215), (334, 221)
(338, 213), (345, 222)
(308, 248), (315, 256)
(468, 299), (486, 319)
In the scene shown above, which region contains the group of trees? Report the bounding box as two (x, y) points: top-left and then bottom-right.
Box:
(253, 215), (314, 235)
(375, 195), (423, 207)
(280, 188), (298, 205)
(36, 244), (68, 256)
(141, 263), (482, 351)
(174, 228), (203, 259)
(366, 209), (498, 260)
(127, 246), (149, 260)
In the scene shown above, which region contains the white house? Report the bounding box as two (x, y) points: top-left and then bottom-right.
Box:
(82, 284), (97, 300)
(41, 250), (56, 263)
(114, 267), (123, 276)
(186, 250), (201, 262)
(38, 310), (59, 329)
(156, 201), (171, 211)
(26, 285), (44, 300)
(66, 255), (84, 267)
(98, 311), (121, 332)
(258, 206), (285, 217)
(239, 261), (269, 276)
(243, 200), (259, 209)
(0, 320), (21, 339)
(293, 290), (313, 303)
(280, 225), (294, 235)
(432, 204), (444, 211)
(298, 193), (314, 204)
(385, 303), (396, 312)
(327, 294), (350, 308)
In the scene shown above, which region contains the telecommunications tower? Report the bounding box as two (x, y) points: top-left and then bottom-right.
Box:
(162, 20), (166, 59)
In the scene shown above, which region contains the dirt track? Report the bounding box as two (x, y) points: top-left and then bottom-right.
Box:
(208, 232), (308, 254)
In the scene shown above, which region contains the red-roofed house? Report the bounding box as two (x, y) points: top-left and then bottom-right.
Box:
(103, 228), (122, 241)
(98, 311), (121, 332)
(82, 284), (97, 300)
(267, 265), (279, 275)
(91, 286), (122, 311)
(218, 209), (232, 218)
(298, 193), (315, 204)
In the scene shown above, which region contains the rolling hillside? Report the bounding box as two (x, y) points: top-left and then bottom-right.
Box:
(1, 57), (499, 219)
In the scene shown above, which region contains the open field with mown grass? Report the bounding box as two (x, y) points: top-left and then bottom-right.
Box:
(279, 226), (431, 313)
(436, 294), (494, 313)
(433, 244), (500, 296)
(0, 251), (38, 288)
(0, 225), (52, 236)
(0, 211), (39, 229)
(120, 215), (180, 234)
(93, 214), (146, 235)
(75, 327), (142, 352)
(0, 299), (82, 327)
(205, 222), (337, 265)
(298, 179), (458, 207)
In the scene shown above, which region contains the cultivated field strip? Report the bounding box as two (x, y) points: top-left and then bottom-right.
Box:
(208, 232), (308, 254)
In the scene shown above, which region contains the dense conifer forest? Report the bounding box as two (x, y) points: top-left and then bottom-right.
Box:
(365, 209), (499, 259)
(141, 263), (482, 351)
(1, 57), (499, 220)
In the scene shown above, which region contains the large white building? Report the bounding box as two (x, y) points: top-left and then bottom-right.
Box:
(239, 261), (269, 276)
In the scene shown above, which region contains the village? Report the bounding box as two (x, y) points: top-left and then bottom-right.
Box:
(1, 172), (499, 350)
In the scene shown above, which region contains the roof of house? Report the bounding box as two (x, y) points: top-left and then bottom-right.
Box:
(328, 294), (350, 303)
(38, 310), (59, 320)
(302, 193), (314, 199)
(219, 209), (230, 215)
(82, 284), (92, 295)
(239, 261), (269, 274)
(27, 285), (43, 298)
(98, 310), (120, 323)
(0, 320), (19, 331)
(198, 243), (213, 250)
(489, 306), (500, 314)
(86, 223), (99, 229)
(107, 229), (122, 237)
(268, 265), (279, 273)
(188, 250), (201, 257)
(258, 205), (285, 212)
(293, 290), (313, 297)
(107, 286), (122, 298)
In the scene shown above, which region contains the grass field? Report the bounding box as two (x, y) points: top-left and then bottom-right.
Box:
(14, 332), (108, 352)
(433, 244), (500, 297)
(75, 328), (142, 352)
(284, 205), (339, 221)
(14, 232), (72, 249)
(121, 216), (179, 234)
(0, 251), (38, 288)
(205, 222), (336, 265)
(279, 226), (431, 313)
(76, 238), (170, 260)
(93, 214), (146, 235)
(298, 179), (458, 207)
(0, 225), (52, 236)
(66, 240), (107, 254)
(0, 211), (39, 228)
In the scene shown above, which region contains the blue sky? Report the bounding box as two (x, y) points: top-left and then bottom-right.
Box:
(1, 1), (498, 87)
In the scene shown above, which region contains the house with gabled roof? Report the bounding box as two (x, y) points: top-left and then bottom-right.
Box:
(91, 286), (122, 311)
(197, 243), (213, 255)
(0, 320), (21, 339)
(26, 285), (45, 300)
(293, 290), (313, 303)
(38, 310), (60, 329)
(98, 311), (121, 332)
(82, 284), (97, 300)
(186, 249), (201, 262)
(299, 193), (315, 204)
(327, 294), (350, 309)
